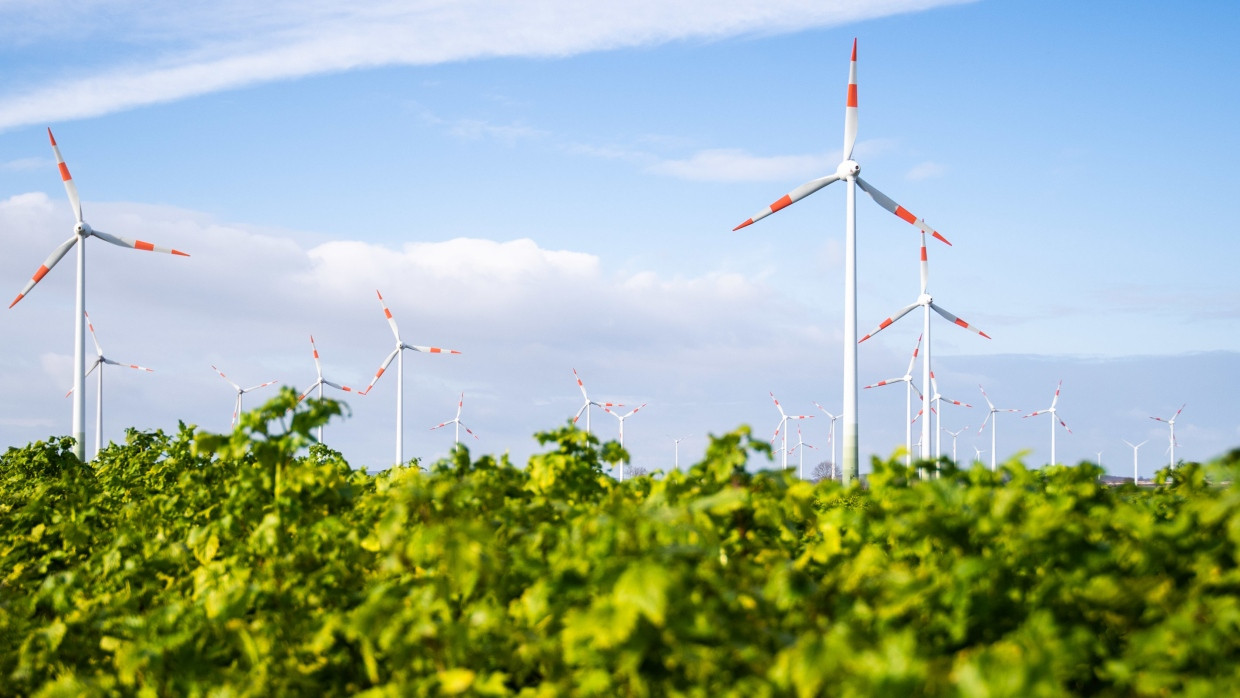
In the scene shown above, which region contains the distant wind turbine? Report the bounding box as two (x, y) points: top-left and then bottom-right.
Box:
(604, 402), (647, 481)
(769, 392), (813, 474)
(10, 129), (188, 460)
(211, 365), (277, 427)
(944, 426), (969, 465)
(430, 392), (478, 446)
(813, 402), (840, 479)
(978, 385), (1020, 471)
(65, 311), (153, 459)
(571, 368), (622, 437)
(788, 423), (816, 480)
(929, 372), (972, 460)
(671, 435), (690, 470)
(1024, 380), (1072, 465)
(297, 335), (361, 444)
(361, 290), (460, 466)
(1150, 404), (1186, 469)
(1122, 439), (1149, 484)
(733, 40), (952, 486)
(862, 334), (922, 466)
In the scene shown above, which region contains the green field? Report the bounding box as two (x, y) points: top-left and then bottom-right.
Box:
(3, 388), (1239, 696)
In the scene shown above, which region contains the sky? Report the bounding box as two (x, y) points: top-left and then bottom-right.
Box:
(1, 0), (1237, 479)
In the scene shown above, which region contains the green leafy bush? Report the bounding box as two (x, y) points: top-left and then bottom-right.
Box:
(2, 390), (1239, 696)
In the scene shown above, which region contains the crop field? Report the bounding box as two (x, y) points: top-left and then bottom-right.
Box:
(3, 389), (1240, 696)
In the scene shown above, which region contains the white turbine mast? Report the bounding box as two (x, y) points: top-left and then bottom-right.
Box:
(603, 402), (647, 481)
(1122, 439), (1149, 484)
(862, 334), (923, 466)
(734, 40), (951, 486)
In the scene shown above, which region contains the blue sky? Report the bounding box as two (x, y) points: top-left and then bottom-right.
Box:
(1, 0), (1237, 477)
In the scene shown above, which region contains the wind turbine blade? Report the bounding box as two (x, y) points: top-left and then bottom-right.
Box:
(733, 174), (841, 231)
(66, 359), (104, 396)
(461, 423), (479, 440)
(1050, 380), (1063, 409)
(918, 232), (929, 294)
(430, 420), (453, 431)
(769, 391), (788, 418)
(211, 364), (244, 392)
(48, 128), (82, 223)
(9, 235), (78, 308)
(101, 358), (153, 372)
(242, 379), (279, 393)
(843, 38), (858, 160)
(979, 385), (996, 410)
(309, 335), (324, 378)
(84, 311), (104, 355)
(361, 346), (400, 395)
(624, 402), (648, 419)
(91, 229), (189, 256)
(455, 392), (465, 419)
(408, 344), (462, 354)
(1058, 416), (1072, 433)
(929, 303), (991, 339)
(905, 334), (923, 375)
(376, 290), (401, 341)
(863, 377), (906, 389)
(858, 302), (919, 343)
(232, 395), (242, 427)
(322, 379), (357, 394)
(855, 176), (951, 245)
(572, 403), (587, 424)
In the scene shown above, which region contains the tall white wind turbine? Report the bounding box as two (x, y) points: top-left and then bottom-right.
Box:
(571, 368), (623, 437)
(859, 229), (989, 463)
(66, 311), (154, 459)
(733, 40), (951, 486)
(10, 129), (188, 461)
(769, 392), (814, 475)
(211, 365), (277, 427)
(603, 402), (647, 481)
(978, 385), (1020, 472)
(1024, 380), (1072, 465)
(297, 335), (361, 444)
(813, 402), (840, 480)
(862, 334), (923, 465)
(1150, 404), (1186, 469)
(360, 290), (461, 466)
(671, 435), (690, 470)
(1123, 439), (1148, 484)
(430, 392), (478, 446)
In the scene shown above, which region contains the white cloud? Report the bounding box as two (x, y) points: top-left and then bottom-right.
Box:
(0, 0), (978, 131)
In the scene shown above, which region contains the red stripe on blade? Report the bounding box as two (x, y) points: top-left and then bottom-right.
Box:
(58, 163), (72, 181)
(894, 206), (916, 225)
(770, 195), (793, 213)
(33, 265), (50, 282)
(135, 240), (154, 251)
(847, 84), (858, 108)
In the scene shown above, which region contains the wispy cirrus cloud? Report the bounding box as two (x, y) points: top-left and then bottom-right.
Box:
(0, 0), (978, 131)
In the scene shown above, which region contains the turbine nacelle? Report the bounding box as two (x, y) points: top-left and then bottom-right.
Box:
(917, 292), (932, 306)
(76, 221), (93, 236)
(837, 160), (860, 178)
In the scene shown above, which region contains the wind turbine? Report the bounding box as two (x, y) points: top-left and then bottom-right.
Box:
(671, 435), (690, 470)
(978, 385), (1020, 471)
(297, 335), (361, 444)
(944, 426), (969, 465)
(66, 311), (153, 459)
(571, 368), (623, 437)
(430, 392), (478, 446)
(769, 392), (814, 474)
(929, 372), (973, 459)
(1150, 404), (1186, 469)
(813, 402), (840, 480)
(862, 334), (922, 465)
(360, 290), (461, 466)
(211, 365), (277, 427)
(603, 402), (647, 481)
(1122, 439), (1148, 484)
(10, 129), (188, 460)
(788, 423), (816, 480)
(859, 228), (989, 462)
(972, 446), (988, 466)
(733, 40), (952, 486)
(1024, 380), (1072, 465)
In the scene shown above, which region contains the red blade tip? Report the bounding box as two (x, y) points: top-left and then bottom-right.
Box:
(851, 38), (857, 61)
(47, 128), (56, 145)
(733, 219), (753, 231)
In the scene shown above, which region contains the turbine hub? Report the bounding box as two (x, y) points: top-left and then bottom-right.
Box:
(75, 221), (92, 236)
(918, 293), (932, 305)
(837, 160), (860, 178)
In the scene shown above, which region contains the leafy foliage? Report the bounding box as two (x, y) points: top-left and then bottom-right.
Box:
(2, 391), (1240, 696)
